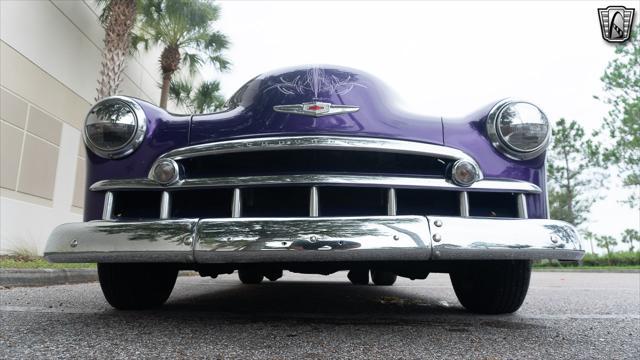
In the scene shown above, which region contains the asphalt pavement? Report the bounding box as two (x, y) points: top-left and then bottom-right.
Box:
(1, 271), (638, 359)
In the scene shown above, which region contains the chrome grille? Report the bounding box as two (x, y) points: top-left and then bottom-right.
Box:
(103, 186), (528, 220)
(96, 136), (535, 221)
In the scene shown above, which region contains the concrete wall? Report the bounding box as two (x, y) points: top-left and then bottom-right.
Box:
(0, 1), (165, 254)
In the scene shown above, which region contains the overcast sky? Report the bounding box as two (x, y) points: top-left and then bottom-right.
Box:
(209, 0), (639, 244)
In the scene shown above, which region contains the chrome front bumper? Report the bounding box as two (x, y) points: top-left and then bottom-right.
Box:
(44, 216), (584, 263)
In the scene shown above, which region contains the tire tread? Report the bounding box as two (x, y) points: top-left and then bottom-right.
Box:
(450, 260), (531, 314)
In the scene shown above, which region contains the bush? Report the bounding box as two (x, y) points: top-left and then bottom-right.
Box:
(536, 251), (640, 267)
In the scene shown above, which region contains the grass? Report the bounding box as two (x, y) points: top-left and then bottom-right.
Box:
(0, 256), (95, 270)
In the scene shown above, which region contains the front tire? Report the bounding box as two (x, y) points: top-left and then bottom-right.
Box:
(450, 260), (531, 314)
(347, 269), (369, 285)
(371, 270), (397, 286)
(238, 268), (264, 284)
(97, 263), (178, 310)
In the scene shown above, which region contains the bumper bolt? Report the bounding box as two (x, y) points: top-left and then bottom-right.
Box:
(183, 236), (193, 246)
(550, 234), (560, 244)
(393, 235), (400, 241)
(434, 220), (443, 227)
(432, 233), (442, 242)
(310, 235), (318, 242)
(70, 239), (78, 248)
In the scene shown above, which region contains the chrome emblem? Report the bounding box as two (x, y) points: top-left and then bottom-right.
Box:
(598, 6), (635, 43)
(273, 102), (359, 117)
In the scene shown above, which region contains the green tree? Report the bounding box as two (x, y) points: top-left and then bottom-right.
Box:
(621, 229), (639, 252)
(595, 26), (640, 227)
(583, 231), (597, 254)
(595, 235), (617, 257)
(169, 79), (225, 113)
(133, 0), (230, 109)
(95, 0), (139, 100)
(547, 118), (605, 226)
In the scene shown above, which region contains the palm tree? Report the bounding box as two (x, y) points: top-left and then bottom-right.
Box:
(169, 79), (225, 113)
(133, 0), (230, 109)
(95, 0), (139, 101)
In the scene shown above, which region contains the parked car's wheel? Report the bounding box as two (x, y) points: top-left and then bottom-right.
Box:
(347, 269), (369, 285)
(238, 268), (264, 284)
(450, 260), (532, 314)
(264, 269), (283, 282)
(371, 270), (397, 286)
(97, 263), (178, 310)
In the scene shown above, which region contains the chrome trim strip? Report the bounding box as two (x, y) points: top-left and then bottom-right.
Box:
(45, 216), (583, 263)
(387, 188), (397, 216)
(459, 192), (469, 217)
(91, 175), (542, 193)
(102, 191), (114, 220)
(232, 188), (241, 218)
(155, 135), (481, 167)
(517, 193), (528, 219)
(309, 186), (319, 217)
(160, 191), (171, 219)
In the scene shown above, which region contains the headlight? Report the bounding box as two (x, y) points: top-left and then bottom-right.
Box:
(83, 96), (146, 159)
(486, 100), (550, 160)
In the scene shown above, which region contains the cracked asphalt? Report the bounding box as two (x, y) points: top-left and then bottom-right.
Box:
(1, 271), (639, 359)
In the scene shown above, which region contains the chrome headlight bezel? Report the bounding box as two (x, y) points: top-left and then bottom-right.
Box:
(83, 96), (147, 159)
(486, 99), (551, 160)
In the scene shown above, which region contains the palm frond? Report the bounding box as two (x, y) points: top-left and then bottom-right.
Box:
(209, 54), (231, 71)
(169, 78), (194, 111)
(130, 32), (150, 53)
(182, 52), (204, 76)
(204, 30), (229, 50)
(96, 0), (111, 25)
(193, 80), (225, 113)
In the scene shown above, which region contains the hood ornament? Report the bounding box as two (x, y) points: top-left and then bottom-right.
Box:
(273, 102), (359, 117)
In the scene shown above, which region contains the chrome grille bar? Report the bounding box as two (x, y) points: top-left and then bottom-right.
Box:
(232, 188), (242, 218)
(459, 192), (469, 217)
(156, 136), (480, 165)
(517, 193), (528, 219)
(102, 191), (114, 220)
(91, 175), (542, 194)
(160, 191), (171, 219)
(387, 188), (397, 216)
(309, 186), (319, 217)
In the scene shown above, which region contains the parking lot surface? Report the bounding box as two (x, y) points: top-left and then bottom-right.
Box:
(1, 271), (639, 359)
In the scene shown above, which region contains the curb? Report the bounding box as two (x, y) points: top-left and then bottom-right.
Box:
(0, 269), (199, 288)
(0, 268), (97, 288)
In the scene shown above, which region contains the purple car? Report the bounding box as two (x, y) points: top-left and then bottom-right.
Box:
(45, 65), (583, 313)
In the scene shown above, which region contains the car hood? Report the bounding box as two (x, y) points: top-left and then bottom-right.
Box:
(189, 65), (444, 145)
